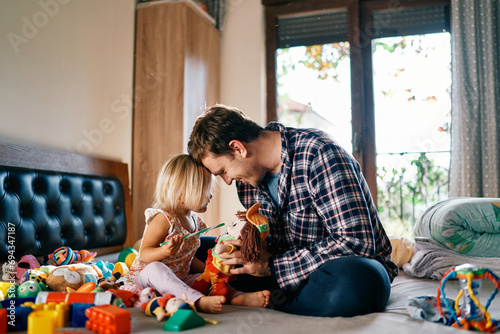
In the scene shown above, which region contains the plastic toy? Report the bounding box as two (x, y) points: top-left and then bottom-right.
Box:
(0, 308), (7, 333)
(44, 246), (96, 266)
(7, 305), (33, 331)
(23, 301), (70, 328)
(27, 310), (57, 334)
(117, 247), (138, 268)
(71, 302), (93, 327)
(437, 263), (500, 332)
(163, 309), (206, 332)
(1, 296), (36, 309)
(85, 304), (131, 334)
(192, 203), (269, 298)
(36, 291), (118, 306)
(159, 223), (225, 246)
(113, 262), (129, 277)
(0, 281), (13, 299)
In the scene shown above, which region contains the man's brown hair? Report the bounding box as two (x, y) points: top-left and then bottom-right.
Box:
(188, 104), (264, 162)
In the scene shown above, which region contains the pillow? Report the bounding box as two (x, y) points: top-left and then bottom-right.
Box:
(389, 236), (415, 268)
(413, 197), (500, 257)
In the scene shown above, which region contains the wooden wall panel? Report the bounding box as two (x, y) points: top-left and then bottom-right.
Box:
(133, 2), (221, 241)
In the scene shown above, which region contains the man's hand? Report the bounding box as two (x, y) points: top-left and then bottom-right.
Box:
(219, 239), (272, 277)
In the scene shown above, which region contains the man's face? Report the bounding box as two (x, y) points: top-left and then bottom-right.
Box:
(201, 153), (264, 188)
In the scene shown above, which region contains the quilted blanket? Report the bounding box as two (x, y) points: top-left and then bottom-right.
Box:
(413, 197), (500, 257)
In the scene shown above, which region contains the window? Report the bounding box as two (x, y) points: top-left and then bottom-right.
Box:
(265, 0), (451, 236)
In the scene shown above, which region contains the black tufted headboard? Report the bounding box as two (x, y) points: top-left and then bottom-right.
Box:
(0, 143), (134, 262)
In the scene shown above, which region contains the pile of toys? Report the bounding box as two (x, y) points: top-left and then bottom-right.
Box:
(0, 246), (214, 333)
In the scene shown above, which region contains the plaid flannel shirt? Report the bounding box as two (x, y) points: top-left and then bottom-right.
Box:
(237, 122), (398, 290)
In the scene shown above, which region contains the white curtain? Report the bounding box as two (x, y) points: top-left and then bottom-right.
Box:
(449, 0), (500, 197)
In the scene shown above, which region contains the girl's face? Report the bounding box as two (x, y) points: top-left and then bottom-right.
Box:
(226, 217), (247, 238)
(192, 192), (212, 213)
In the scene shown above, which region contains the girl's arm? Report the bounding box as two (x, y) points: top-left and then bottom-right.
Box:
(190, 256), (206, 273)
(140, 214), (183, 263)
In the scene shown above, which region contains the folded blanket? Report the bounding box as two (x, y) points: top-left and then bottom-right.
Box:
(413, 197), (500, 257)
(403, 238), (500, 280)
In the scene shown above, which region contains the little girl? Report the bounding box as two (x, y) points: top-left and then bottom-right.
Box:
(125, 154), (270, 313)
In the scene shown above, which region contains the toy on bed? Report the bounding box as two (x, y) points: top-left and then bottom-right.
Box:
(437, 263), (500, 333)
(44, 246), (97, 266)
(42, 263), (99, 292)
(192, 203), (269, 299)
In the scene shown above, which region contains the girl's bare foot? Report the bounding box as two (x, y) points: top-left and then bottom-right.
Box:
(195, 295), (226, 313)
(230, 290), (270, 308)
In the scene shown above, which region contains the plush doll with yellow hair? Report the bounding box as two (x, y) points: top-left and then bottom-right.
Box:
(192, 203), (269, 299)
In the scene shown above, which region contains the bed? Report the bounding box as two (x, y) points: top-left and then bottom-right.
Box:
(1, 142), (499, 334)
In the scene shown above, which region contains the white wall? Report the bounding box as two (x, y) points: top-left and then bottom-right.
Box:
(0, 0), (266, 225)
(0, 0), (136, 166)
(217, 0), (267, 223)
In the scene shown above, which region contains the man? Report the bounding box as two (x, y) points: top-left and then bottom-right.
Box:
(188, 104), (398, 317)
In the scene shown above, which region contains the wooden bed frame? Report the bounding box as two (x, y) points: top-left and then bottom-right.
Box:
(0, 142), (135, 253)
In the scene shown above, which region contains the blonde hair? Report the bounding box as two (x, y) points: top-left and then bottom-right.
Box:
(153, 154), (214, 211)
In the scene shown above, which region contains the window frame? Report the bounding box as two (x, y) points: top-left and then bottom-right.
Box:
(264, 0), (451, 201)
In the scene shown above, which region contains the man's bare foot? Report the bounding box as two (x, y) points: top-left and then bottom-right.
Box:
(230, 290), (270, 308)
(195, 295), (226, 313)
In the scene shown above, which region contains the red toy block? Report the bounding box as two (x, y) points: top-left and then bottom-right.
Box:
(0, 308), (6, 334)
(85, 305), (130, 334)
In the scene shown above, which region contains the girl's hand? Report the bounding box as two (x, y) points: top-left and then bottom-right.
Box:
(161, 234), (183, 257)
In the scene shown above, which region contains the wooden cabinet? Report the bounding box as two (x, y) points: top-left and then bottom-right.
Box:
(132, 1), (221, 241)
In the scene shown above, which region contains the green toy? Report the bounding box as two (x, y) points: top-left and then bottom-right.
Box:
(163, 309), (206, 332)
(17, 281), (46, 298)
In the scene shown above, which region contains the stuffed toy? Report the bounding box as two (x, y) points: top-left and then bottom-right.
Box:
(192, 203), (269, 299)
(93, 260), (115, 279)
(16, 255), (42, 279)
(44, 246), (96, 266)
(165, 295), (196, 315)
(137, 287), (158, 308)
(2, 261), (16, 281)
(142, 293), (175, 321)
(17, 280), (46, 298)
(18, 269), (47, 285)
(43, 263), (98, 292)
(119, 282), (143, 307)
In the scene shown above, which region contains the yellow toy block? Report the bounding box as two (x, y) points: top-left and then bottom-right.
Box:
(22, 301), (70, 328)
(0, 281), (13, 298)
(28, 310), (57, 334)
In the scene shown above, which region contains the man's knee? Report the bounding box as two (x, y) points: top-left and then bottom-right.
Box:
(306, 257), (391, 316)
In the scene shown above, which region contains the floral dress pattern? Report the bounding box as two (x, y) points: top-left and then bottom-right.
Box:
(125, 208), (207, 282)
